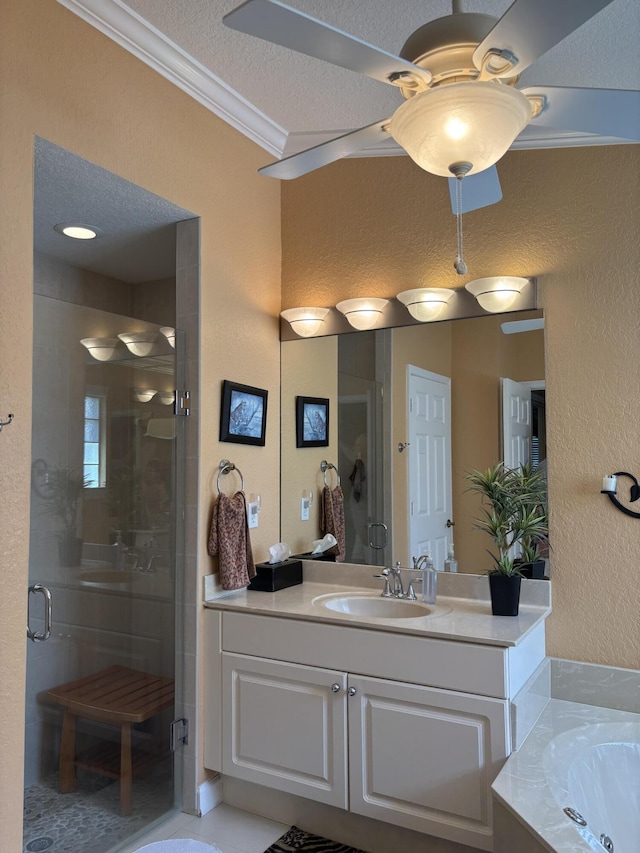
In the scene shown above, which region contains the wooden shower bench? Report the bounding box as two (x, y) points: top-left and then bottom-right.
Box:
(48, 665), (174, 815)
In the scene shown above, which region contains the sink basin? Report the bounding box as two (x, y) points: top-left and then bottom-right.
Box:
(79, 570), (142, 589)
(315, 592), (432, 618)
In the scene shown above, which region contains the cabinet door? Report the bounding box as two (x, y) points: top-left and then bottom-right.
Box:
(222, 653), (348, 808)
(348, 675), (508, 851)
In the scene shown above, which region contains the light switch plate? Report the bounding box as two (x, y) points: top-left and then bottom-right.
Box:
(300, 498), (310, 521)
(248, 502), (259, 529)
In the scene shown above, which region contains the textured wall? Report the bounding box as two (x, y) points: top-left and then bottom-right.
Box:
(0, 0), (281, 847)
(282, 145), (640, 670)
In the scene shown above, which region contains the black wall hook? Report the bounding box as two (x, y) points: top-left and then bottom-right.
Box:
(0, 413), (14, 433)
(601, 471), (640, 519)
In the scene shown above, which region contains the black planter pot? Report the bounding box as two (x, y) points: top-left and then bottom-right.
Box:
(489, 573), (522, 616)
(518, 560), (546, 580)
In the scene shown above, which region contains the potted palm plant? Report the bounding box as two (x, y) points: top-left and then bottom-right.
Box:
(466, 462), (549, 616)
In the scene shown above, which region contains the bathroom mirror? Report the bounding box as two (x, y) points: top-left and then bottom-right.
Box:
(281, 309), (545, 573)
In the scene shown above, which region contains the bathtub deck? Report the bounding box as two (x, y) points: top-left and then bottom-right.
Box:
(491, 698), (640, 852)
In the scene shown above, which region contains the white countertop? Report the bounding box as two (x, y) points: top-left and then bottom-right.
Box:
(203, 561), (551, 648)
(492, 698), (640, 852)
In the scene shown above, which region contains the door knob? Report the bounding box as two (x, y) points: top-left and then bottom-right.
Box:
(348, 686), (358, 697)
(446, 519), (455, 528)
(330, 683), (341, 693)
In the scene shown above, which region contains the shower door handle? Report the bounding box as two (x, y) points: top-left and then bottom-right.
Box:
(27, 583), (52, 642)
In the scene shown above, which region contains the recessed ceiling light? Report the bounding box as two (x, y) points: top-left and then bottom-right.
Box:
(53, 222), (100, 240)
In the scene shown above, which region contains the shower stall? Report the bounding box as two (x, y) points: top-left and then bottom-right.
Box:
(24, 292), (186, 853)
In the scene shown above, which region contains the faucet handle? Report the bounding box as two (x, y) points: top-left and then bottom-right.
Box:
(372, 572), (393, 597)
(405, 576), (423, 600)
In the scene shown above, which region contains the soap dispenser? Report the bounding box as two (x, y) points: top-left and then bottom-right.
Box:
(444, 543), (458, 573)
(420, 550), (437, 604)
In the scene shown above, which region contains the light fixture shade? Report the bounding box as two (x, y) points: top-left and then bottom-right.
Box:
(117, 332), (157, 357)
(133, 388), (157, 403)
(465, 277), (529, 312)
(156, 391), (176, 406)
(397, 288), (455, 322)
(80, 337), (119, 361)
(389, 82), (532, 177)
(336, 298), (388, 331)
(280, 307), (330, 337)
(160, 326), (176, 347)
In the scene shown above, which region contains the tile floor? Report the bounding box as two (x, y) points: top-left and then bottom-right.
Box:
(116, 804), (289, 853)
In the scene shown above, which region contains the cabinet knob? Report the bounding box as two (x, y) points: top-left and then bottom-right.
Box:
(330, 683), (341, 693)
(348, 686), (358, 697)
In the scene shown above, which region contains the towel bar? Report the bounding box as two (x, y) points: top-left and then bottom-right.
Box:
(320, 460), (340, 487)
(217, 459), (245, 493)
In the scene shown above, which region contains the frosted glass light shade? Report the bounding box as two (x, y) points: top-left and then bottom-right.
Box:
(281, 307), (330, 337)
(133, 388), (157, 403)
(160, 326), (176, 347)
(117, 332), (157, 357)
(336, 298), (389, 331)
(80, 337), (119, 361)
(389, 82), (531, 177)
(156, 391), (175, 406)
(465, 277), (529, 312)
(397, 288), (455, 322)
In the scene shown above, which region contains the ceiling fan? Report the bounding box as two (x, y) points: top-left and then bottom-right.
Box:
(224, 0), (639, 210)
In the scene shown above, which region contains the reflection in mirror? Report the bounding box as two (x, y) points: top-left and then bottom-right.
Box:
(281, 309), (545, 573)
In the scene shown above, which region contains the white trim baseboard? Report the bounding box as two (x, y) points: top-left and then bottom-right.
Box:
(198, 774), (223, 817)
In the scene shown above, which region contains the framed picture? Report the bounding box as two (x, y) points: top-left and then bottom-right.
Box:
(220, 380), (268, 446)
(296, 396), (329, 448)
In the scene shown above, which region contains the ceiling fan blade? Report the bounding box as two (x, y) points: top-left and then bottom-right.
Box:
(259, 120), (390, 179)
(473, 0), (616, 77)
(448, 166), (502, 214)
(523, 86), (640, 141)
(224, 0), (431, 88)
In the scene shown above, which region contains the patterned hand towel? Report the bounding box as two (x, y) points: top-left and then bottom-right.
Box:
(207, 491), (256, 590)
(321, 484), (346, 562)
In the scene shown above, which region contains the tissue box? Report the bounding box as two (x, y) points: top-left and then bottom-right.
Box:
(247, 558), (303, 592)
(292, 552), (336, 562)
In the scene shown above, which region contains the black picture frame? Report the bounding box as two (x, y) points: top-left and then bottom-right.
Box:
(296, 396), (330, 448)
(220, 380), (268, 446)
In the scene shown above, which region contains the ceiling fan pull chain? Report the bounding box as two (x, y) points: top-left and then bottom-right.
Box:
(449, 161), (471, 275)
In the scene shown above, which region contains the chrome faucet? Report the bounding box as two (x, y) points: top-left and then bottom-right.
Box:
(387, 562), (405, 598)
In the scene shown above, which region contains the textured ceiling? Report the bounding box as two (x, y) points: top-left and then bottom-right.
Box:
(34, 138), (195, 282)
(122, 0), (640, 136)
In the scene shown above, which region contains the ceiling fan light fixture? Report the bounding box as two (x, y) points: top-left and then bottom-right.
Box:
(281, 307), (330, 337)
(465, 276), (529, 313)
(117, 331), (157, 357)
(397, 288), (455, 322)
(389, 82), (532, 177)
(336, 298), (388, 331)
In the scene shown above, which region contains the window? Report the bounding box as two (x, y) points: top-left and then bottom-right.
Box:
(84, 390), (106, 488)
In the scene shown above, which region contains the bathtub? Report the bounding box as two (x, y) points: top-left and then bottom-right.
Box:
(543, 721), (640, 853)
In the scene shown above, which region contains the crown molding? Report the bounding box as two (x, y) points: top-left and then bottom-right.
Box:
(56, 0), (288, 157)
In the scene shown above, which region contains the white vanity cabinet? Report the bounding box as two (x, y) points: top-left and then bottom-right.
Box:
(222, 653), (348, 808)
(212, 610), (524, 851)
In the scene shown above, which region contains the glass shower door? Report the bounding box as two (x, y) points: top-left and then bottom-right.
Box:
(24, 297), (184, 853)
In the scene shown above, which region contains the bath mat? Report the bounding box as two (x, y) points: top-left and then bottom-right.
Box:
(135, 840), (223, 853)
(263, 825), (368, 853)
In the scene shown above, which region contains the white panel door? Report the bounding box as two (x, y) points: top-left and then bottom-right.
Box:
(348, 675), (508, 851)
(408, 367), (452, 571)
(501, 378), (532, 470)
(222, 653), (348, 808)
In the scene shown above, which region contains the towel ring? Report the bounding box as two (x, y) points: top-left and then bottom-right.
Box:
(217, 459), (245, 493)
(320, 460), (340, 487)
